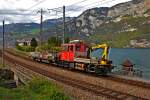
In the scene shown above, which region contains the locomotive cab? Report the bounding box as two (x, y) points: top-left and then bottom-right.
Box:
(59, 41), (88, 62)
(60, 44), (75, 62)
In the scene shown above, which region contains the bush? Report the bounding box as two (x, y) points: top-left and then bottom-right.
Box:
(0, 78), (70, 100)
(16, 45), (34, 52)
(36, 43), (62, 52)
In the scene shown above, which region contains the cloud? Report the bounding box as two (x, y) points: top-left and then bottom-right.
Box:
(4, 0), (15, 4)
(66, 5), (84, 12)
(0, 9), (39, 24)
(32, 0), (40, 2)
(0, 9), (34, 15)
(0, 0), (132, 24)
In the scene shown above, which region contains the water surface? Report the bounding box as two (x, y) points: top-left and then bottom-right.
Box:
(92, 48), (150, 80)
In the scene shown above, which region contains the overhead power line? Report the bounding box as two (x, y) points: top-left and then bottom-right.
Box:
(27, 0), (48, 10)
(89, 0), (117, 8)
(0, 0), (118, 25)
(64, 0), (117, 28)
(68, 0), (90, 6)
(47, 0), (90, 15)
(42, 0), (90, 15)
(37, 0), (117, 24)
(66, 0), (105, 12)
(65, 0), (117, 16)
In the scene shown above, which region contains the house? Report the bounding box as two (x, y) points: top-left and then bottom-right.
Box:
(16, 38), (32, 46)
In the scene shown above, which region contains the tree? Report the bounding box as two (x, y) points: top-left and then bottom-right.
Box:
(48, 37), (61, 46)
(65, 37), (70, 43)
(31, 38), (38, 51)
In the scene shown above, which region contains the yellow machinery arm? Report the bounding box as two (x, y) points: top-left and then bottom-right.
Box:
(91, 44), (110, 65)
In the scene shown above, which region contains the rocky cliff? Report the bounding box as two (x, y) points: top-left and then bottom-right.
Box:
(63, 0), (150, 47)
(71, 0), (150, 37)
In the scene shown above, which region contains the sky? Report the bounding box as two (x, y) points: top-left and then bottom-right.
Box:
(0, 0), (131, 24)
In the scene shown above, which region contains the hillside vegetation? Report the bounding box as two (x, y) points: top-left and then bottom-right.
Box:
(0, 79), (70, 100)
(89, 16), (150, 47)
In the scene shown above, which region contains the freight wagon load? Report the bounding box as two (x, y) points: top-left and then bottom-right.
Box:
(30, 52), (40, 60)
(30, 51), (55, 62)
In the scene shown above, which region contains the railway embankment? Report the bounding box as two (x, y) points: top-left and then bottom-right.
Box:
(0, 78), (70, 100)
(0, 56), (70, 100)
(4, 50), (150, 100)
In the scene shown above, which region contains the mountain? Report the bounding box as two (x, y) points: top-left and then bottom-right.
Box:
(0, 0), (150, 48)
(70, 0), (149, 35)
(0, 17), (75, 33)
(64, 0), (150, 47)
(0, 21), (55, 34)
(0, 23), (39, 33)
(0, 17), (75, 47)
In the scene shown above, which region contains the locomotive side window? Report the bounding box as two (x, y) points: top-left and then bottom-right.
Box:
(69, 45), (74, 52)
(76, 45), (80, 51)
(62, 45), (68, 51)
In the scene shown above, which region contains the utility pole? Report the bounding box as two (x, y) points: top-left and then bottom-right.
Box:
(55, 18), (58, 41)
(2, 20), (5, 67)
(63, 6), (65, 44)
(40, 8), (43, 45)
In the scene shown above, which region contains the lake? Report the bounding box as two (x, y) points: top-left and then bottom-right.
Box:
(92, 48), (150, 80)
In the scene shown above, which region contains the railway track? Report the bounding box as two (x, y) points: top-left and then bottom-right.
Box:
(5, 53), (147, 100)
(5, 50), (150, 89)
(4, 51), (150, 100)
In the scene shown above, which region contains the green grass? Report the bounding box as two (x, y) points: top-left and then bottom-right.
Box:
(89, 31), (145, 47)
(12, 48), (29, 56)
(0, 64), (4, 68)
(12, 28), (47, 39)
(0, 78), (70, 100)
(30, 29), (40, 35)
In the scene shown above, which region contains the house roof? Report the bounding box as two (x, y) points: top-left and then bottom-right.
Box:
(121, 59), (135, 67)
(17, 38), (32, 43)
